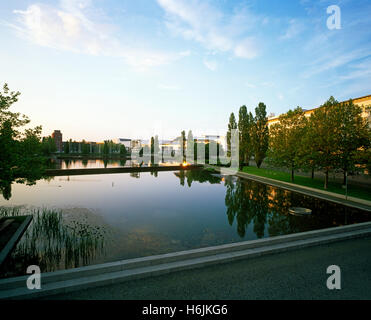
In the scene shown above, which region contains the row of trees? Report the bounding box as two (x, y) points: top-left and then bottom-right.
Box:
(137, 131), (224, 164)
(269, 97), (370, 188)
(226, 97), (370, 189)
(62, 139), (128, 157)
(227, 103), (269, 169)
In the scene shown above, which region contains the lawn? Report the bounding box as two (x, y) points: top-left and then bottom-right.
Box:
(241, 166), (371, 202)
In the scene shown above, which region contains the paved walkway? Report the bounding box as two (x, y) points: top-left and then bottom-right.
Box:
(45, 236), (371, 300)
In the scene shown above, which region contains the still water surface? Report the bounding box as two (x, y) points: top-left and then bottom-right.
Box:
(1, 169), (370, 277)
(49, 158), (180, 169)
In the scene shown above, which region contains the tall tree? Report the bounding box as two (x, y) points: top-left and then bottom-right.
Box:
(227, 112), (237, 158)
(268, 107), (308, 182)
(63, 140), (70, 154)
(119, 144), (127, 157)
(41, 136), (57, 155)
(0, 83), (46, 199)
(252, 102), (269, 168)
(332, 99), (370, 184)
(186, 130), (195, 162)
(238, 106), (254, 168)
(181, 130), (186, 162)
(102, 140), (109, 155)
(305, 96), (339, 189)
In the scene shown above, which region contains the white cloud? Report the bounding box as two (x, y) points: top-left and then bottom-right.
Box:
(157, 0), (261, 59)
(203, 59), (218, 71)
(11, 0), (188, 69)
(158, 83), (180, 90)
(234, 38), (259, 59)
(302, 48), (370, 79)
(245, 82), (256, 88)
(280, 19), (305, 40)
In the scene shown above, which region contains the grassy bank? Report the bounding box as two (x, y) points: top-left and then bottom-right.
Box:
(241, 166), (371, 201)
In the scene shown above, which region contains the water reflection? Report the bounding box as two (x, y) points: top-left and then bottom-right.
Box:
(48, 158), (180, 170)
(0, 207), (105, 278)
(174, 169), (222, 187)
(0, 163), (50, 201)
(224, 177), (367, 239)
(1, 169), (370, 277)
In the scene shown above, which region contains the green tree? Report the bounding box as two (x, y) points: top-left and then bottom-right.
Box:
(0, 83), (29, 135)
(181, 130), (186, 162)
(81, 140), (90, 155)
(268, 107), (308, 182)
(227, 112), (237, 158)
(0, 83), (46, 199)
(150, 136), (154, 154)
(186, 130), (195, 162)
(305, 96), (339, 189)
(252, 102), (269, 168)
(238, 106), (254, 168)
(333, 99), (370, 184)
(63, 140), (70, 154)
(120, 144), (127, 157)
(41, 136), (57, 156)
(0, 120), (16, 172)
(102, 140), (109, 155)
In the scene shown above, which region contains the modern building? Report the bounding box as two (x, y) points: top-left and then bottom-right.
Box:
(130, 139), (142, 150)
(268, 94), (371, 128)
(51, 130), (63, 152)
(114, 138), (131, 150)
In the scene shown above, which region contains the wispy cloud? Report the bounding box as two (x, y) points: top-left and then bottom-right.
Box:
(203, 59), (218, 71)
(279, 19), (305, 40)
(302, 48), (370, 79)
(157, 0), (261, 61)
(158, 83), (180, 90)
(10, 0), (188, 69)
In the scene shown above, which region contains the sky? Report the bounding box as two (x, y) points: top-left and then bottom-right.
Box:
(0, 0), (370, 142)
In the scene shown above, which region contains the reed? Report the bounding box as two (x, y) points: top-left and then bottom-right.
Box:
(0, 206), (106, 278)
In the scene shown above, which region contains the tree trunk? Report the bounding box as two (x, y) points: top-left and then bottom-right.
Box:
(291, 168), (294, 182)
(324, 170), (329, 189)
(343, 170), (346, 186)
(311, 167), (314, 179)
(256, 155), (262, 168)
(244, 154), (249, 167)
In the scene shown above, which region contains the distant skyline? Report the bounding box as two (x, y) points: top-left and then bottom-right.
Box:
(0, 0), (370, 141)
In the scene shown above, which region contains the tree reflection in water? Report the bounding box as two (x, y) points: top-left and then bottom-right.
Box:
(0, 165), (49, 201)
(0, 207), (105, 278)
(174, 169), (222, 187)
(224, 177), (268, 238)
(225, 176), (370, 239)
(174, 169), (370, 240)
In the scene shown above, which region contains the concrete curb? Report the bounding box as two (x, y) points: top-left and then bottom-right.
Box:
(0, 216), (33, 266)
(238, 171), (371, 207)
(1, 221), (371, 299)
(204, 165), (371, 212)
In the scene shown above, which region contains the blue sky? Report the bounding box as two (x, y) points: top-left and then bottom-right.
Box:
(0, 0), (370, 141)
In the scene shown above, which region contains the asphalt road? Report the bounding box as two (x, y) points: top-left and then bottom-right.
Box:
(44, 236), (371, 300)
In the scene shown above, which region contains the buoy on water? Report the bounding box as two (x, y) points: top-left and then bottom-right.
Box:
(289, 207), (312, 216)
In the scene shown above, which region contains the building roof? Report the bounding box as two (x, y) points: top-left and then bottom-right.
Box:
(268, 94), (371, 123)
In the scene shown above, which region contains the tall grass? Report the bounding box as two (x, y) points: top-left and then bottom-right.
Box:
(0, 207), (105, 278)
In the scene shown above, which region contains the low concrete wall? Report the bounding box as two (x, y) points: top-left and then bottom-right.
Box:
(204, 164), (371, 212)
(1, 221), (371, 299)
(0, 216), (33, 266)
